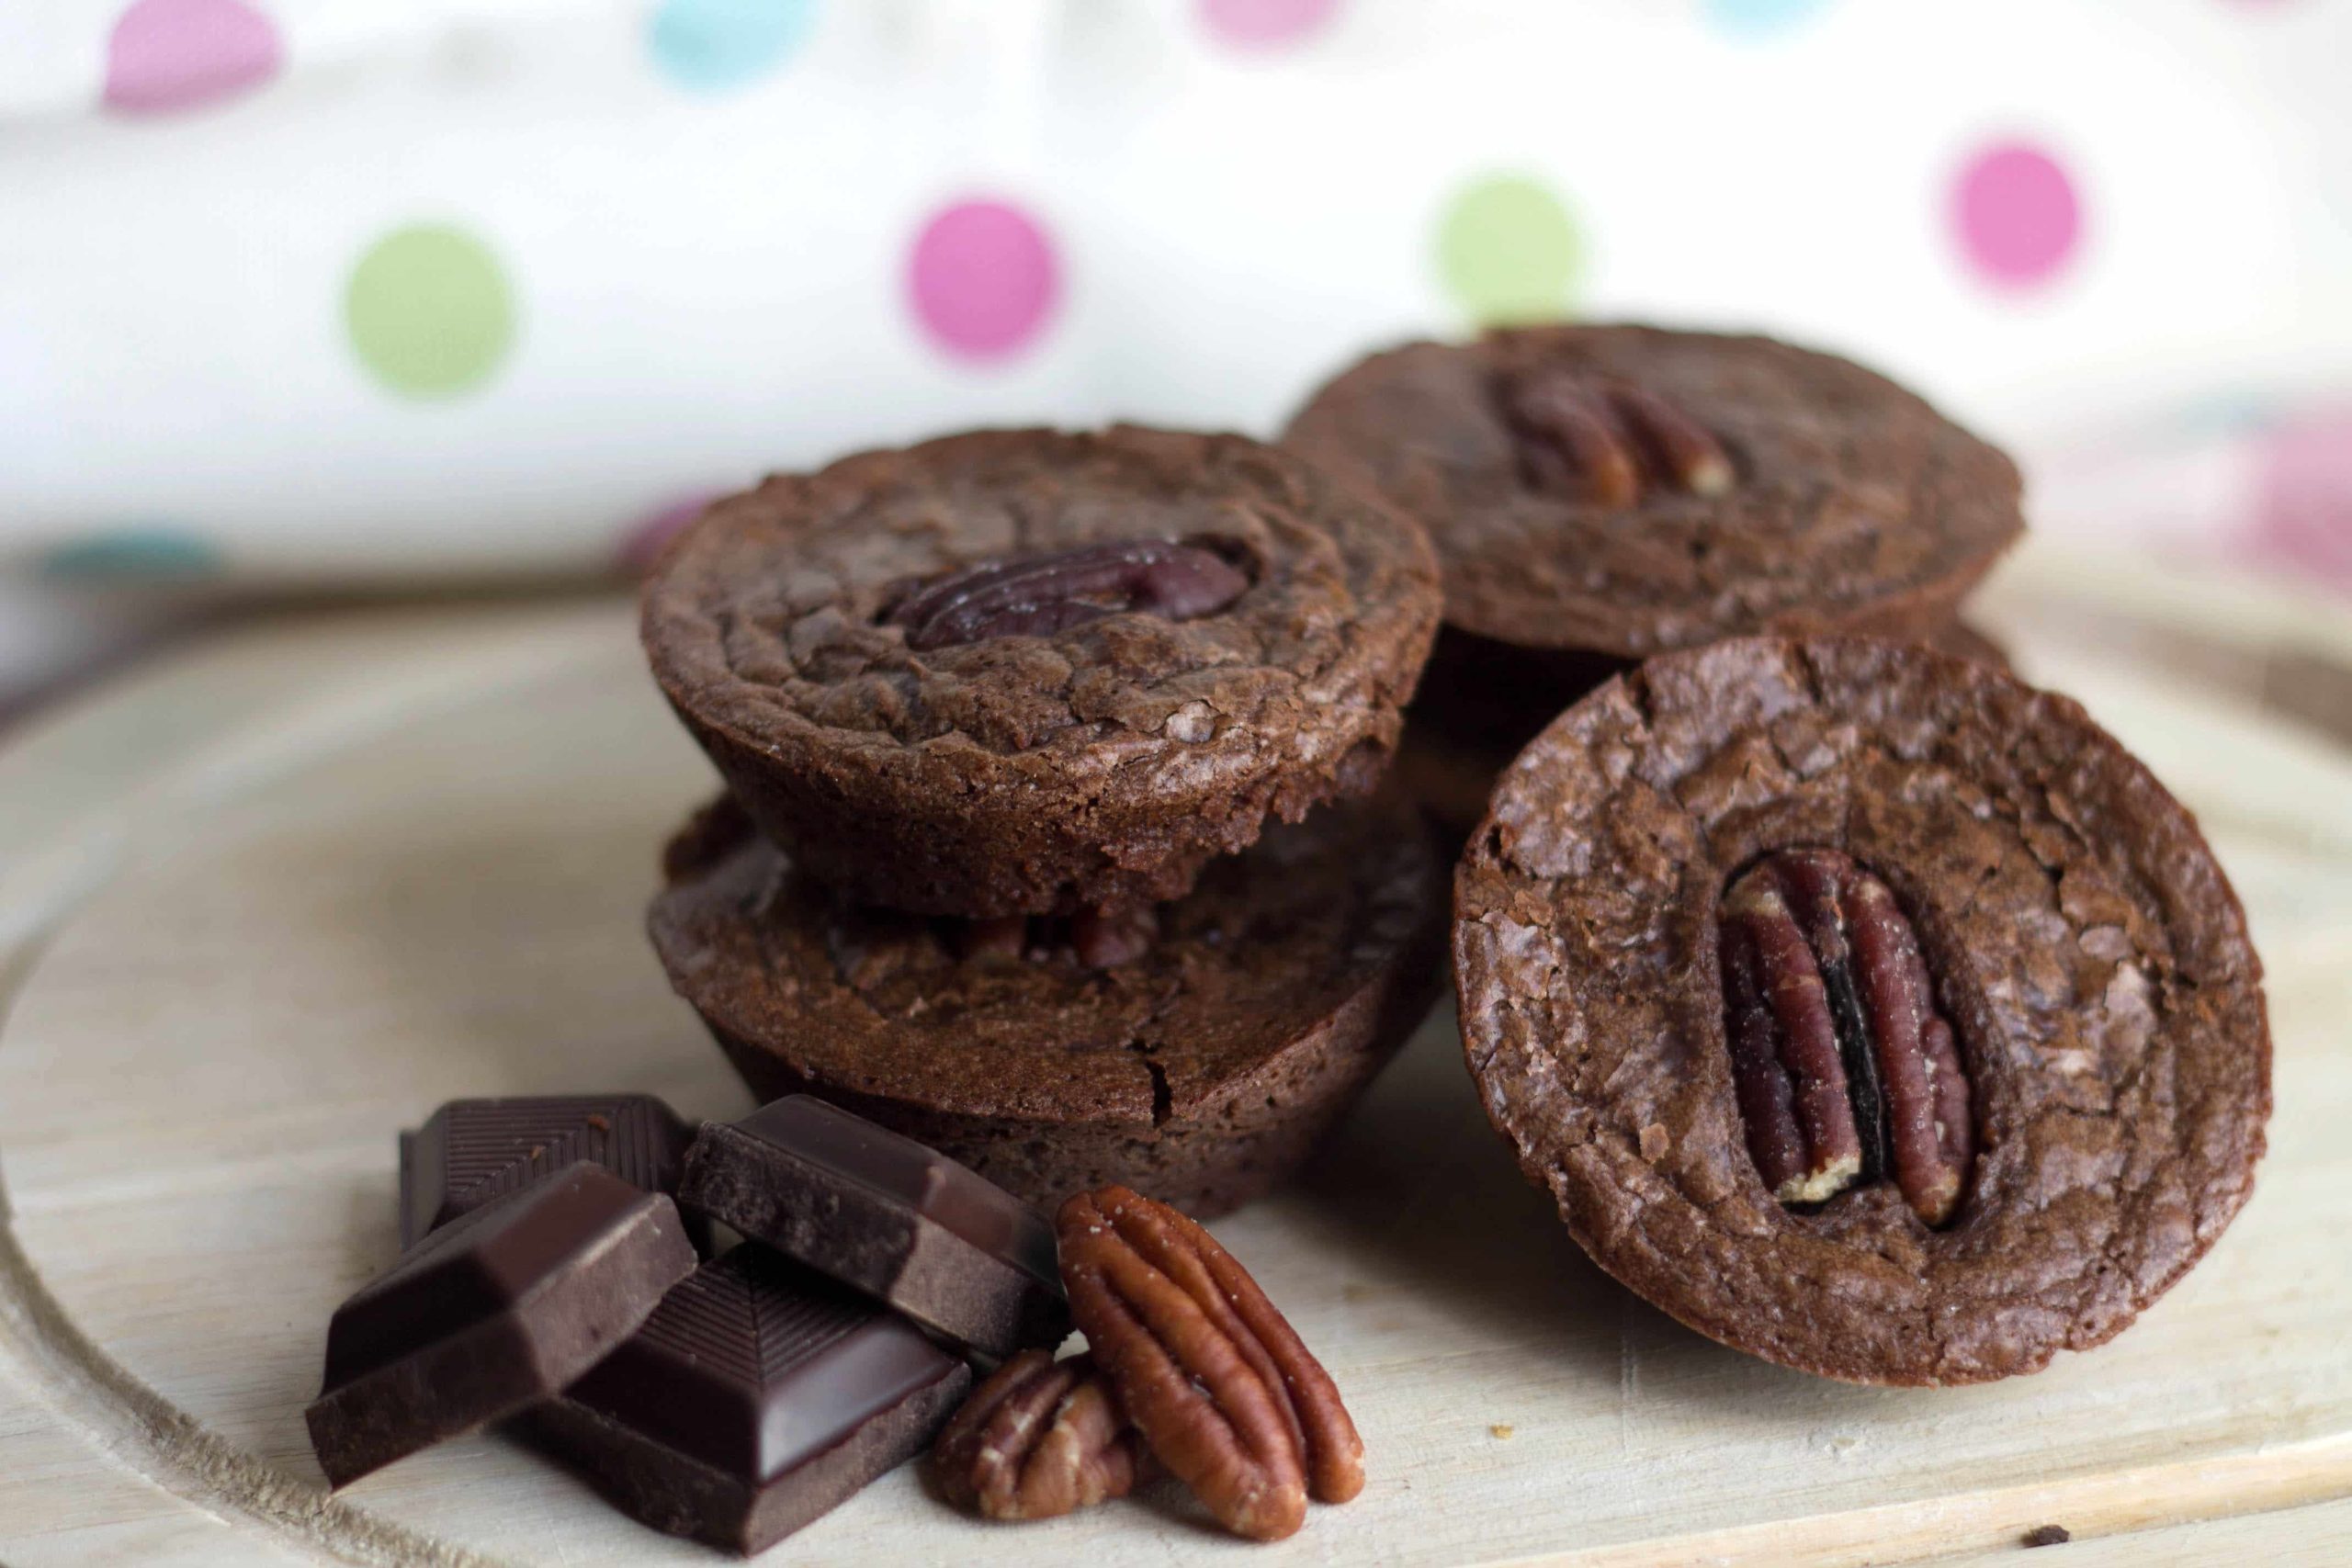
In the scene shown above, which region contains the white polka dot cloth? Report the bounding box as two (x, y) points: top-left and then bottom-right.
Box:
(1, 0), (2347, 588)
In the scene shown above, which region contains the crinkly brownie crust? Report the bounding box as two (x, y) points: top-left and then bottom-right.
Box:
(1283, 326), (2022, 658)
(1453, 638), (2269, 1385)
(641, 426), (1440, 917)
(651, 792), (1447, 1218)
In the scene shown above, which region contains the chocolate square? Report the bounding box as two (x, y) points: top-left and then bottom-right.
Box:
(678, 1096), (1066, 1357)
(520, 1247), (971, 1553)
(306, 1162), (697, 1487)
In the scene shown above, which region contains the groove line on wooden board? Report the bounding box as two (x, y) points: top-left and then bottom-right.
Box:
(0, 609), (615, 946)
(0, 615), (617, 1568)
(0, 898), (508, 1566)
(0, 1207), (509, 1568)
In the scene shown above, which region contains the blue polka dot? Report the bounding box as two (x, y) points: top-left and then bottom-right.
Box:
(2175, 391), (2278, 440)
(40, 527), (223, 581)
(1703, 0), (1832, 39)
(647, 0), (817, 91)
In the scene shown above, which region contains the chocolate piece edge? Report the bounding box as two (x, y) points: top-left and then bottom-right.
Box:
(679, 1122), (1069, 1359)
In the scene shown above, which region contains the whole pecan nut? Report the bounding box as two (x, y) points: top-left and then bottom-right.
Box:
(1500, 367), (1736, 507)
(1719, 847), (1975, 1225)
(1057, 1185), (1363, 1542)
(883, 537), (1251, 650)
(933, 1349), (1145, 1521)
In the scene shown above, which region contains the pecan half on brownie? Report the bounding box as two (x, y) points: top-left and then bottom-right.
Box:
(1453, 637), (2270, 1385)
(640, 426), (1439, 918)
(1284, 325), (2022, 834)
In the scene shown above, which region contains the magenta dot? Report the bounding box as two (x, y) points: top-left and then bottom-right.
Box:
(1198, 0), (1341, 50)
(907, 199), (1061, 365)
(617, 491), (722, 575)
(103, 0), (283, 115)
(1950, 141), (2083, 291)
(2253, 408), (2352, 585)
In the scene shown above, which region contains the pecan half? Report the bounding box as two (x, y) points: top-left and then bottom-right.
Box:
(1719, 849), (1975, 1226)
(934, 1349), (1146, 1521)
(1057, 1185), (1363, 1541)
(1500, 368), (1736, 506)
(884, 538), (1250, 650)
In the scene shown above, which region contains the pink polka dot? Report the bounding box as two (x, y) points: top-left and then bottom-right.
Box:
(617, 491), (721, 575)
(907, 199), (1060, 365)
(103, 0), (282, 115)
(2252, 407), (2352, 585)
(1198, 0), (1341, 50)
(1950, 141), (2082, 291)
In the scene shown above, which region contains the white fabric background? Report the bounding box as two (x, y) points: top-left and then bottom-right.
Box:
(3, 0), (2347, 584)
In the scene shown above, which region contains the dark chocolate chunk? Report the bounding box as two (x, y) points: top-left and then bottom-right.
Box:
(306, 1162), (696, 1487)
(2022, 1524), (2072, 1548)
(677, 1096), (1067, 1358)
(397, 1093), (697, 1248)
(519, 1247), (971, 1555)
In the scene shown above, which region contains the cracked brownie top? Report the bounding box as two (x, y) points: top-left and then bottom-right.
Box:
(649, 790), (1443, 1127)
(1453, 637), (2269, 1385)
(642, 425), (1434, 757)
(1283, 325), (2024, 658)
(639, 425), (1440, 917)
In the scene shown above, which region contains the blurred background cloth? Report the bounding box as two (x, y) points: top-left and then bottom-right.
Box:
(2, 0), (2349, 709)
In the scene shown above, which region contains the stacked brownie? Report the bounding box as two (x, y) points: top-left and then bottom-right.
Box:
(1283, 325), (2026, 833)
(639, 426), (1452, 1217)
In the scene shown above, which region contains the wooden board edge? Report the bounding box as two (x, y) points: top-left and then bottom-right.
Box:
(1495, 1435), (2352, 1567)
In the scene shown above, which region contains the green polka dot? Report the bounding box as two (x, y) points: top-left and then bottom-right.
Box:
(40, 527), (223, 581)
(1435, 175), (1584, 327)
(344, 223), (515, 398)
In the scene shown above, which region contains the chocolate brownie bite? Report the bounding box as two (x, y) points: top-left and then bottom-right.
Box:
(1453, 638), (2270, 1386)
(640, 426), (1439, 919)
(1284, 325), (2022, 658)
(648, 790), (1446, 1218)
(1285, 327), (2023, 837)
(1397, 619), (2011, 840)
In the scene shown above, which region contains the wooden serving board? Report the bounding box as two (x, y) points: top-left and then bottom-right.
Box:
(4, 540), (2351, 1567)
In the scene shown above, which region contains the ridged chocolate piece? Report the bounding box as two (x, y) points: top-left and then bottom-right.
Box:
(398, 1094), (695, 1247)
(677, 1096), (1068, 1358)
(306, 1163), (698, 1488)
(520, 1247), (971, 1555)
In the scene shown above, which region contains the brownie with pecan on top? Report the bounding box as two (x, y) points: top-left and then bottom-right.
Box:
(1453, 637), (2269, 1385)
(640, 426), (1439, 919)
(1284, 325), (2023, 831)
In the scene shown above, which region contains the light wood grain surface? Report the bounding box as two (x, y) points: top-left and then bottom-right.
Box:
(2, 543), (2349, 1565)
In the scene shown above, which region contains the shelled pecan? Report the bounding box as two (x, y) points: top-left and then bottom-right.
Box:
(1719, 848), (1974, 1225)
(934, 1349), (1145, 1521)
(1500, 367), (1736, 506)
(1056, 1184), (1363, 1542)
(884, 537), (1251, 649)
